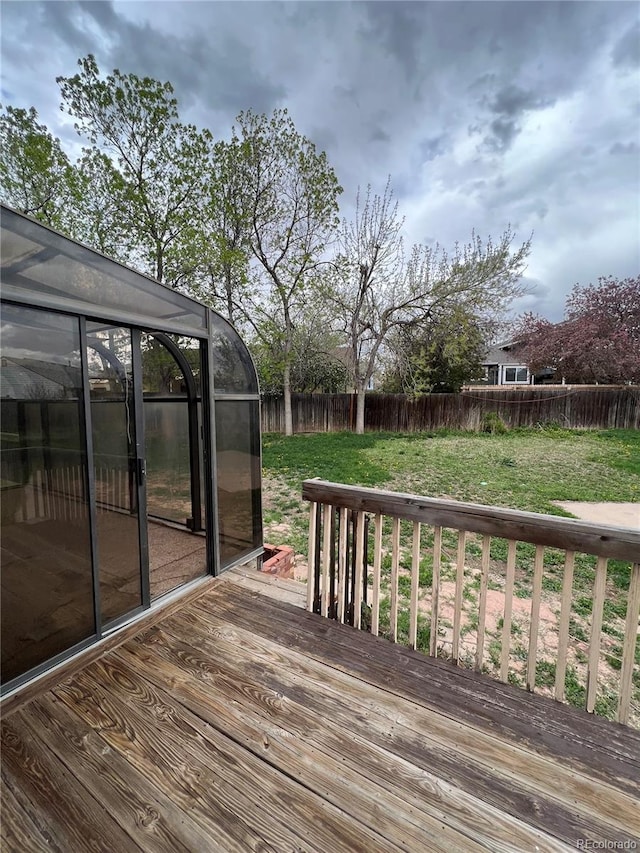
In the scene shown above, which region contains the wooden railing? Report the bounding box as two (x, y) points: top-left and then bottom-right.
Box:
(302, 479), (640, 726)
(3, 463), (133, 525)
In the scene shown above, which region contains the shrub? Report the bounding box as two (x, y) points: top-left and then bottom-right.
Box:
(481, 412), (508, 434)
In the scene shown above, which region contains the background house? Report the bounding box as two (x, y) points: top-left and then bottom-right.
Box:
(479, 340), (555, 386)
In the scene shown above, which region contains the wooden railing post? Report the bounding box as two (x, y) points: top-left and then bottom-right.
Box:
(337, 507), (348, 624)
(475, 535), (490, 672)
(430, 526), (442, 658)
(586, 557), (608, 713)
(321, 504), (332, 618)
(500, 540), (517, 683)
(353, 511), (366, 629)
(452, 531), (467, 664)
(409, 522), (421, 650)
(390, 517), (400, 643)
(306, 501), (317, 613)
(555, 551), (575, 702)
(527, 545), (545, 693)
(618, 563), (640, 725)
(371, 513), (382, 636)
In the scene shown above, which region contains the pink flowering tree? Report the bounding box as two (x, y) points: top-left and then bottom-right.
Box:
(516, 275), (640, 383)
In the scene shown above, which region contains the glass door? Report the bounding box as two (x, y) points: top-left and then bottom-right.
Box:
(86, 324), (148, 628)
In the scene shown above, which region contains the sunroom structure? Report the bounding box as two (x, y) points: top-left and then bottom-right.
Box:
(0, 204), (262, 693)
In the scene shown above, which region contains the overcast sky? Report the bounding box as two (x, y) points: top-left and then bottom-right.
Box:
(1, 0), (638, 322)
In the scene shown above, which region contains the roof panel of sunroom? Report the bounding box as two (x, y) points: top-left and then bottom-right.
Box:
(0, 206), (207, 335)
(209, 312), (259, 394)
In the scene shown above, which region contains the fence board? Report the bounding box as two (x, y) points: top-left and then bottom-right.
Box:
(262, 388), (640, 433)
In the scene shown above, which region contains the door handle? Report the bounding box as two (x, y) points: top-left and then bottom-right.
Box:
(136, 458), (146, 486)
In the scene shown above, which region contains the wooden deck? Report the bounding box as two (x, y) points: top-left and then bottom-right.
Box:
(2, 578), (639, 852)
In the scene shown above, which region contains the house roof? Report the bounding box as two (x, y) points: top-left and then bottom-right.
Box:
(482, 340), (527, 366)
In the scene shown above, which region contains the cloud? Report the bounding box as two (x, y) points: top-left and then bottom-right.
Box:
(490, 85), (555, 118)
(612, 21), (640, 69)
(1, 0), (638, 326)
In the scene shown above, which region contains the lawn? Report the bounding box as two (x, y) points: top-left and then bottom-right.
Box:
(262, 425), (639, 578)
(262, 426), (640, 515)
(261, 427), (640, 721)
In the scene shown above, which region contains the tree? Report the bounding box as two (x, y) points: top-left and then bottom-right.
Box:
(57, 55), (212, 285)
(66, 147), (131, 260)
(250, 313), (348, 395)
(329, 179), (531, 432)
(516, 275), (640, 383)
(229, 108), (342, 435)
(0, 105), (74, 228)
(382, 304), (490, 394)
(186, 139), (252, 324)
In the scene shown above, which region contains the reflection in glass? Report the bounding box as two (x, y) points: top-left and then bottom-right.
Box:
(144, 401), (191, 523)
(1, 207), (207, 333)
(0, 305), (94, 685)
(210, 314), (258, 394)
(141, 333), (206, 599)
(215, 400), (262, 566)
(86, 324), (143, 625)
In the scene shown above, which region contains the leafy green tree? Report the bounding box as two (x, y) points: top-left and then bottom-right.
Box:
(186, 139), (252, 324)
(0, 105), (74, 227)
(382, 305), (490, 394)
(231, 108), (342, 434)
(66, 147), (132, 260)
(57, 55), (212, 285)
(251, 316), (348, 395)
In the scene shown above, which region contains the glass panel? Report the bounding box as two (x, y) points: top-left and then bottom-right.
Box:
(144, 401), (191, 523)
(1, 207), (207, 333)
(141, 333), (201, 396)
(516, 368), (528, 382)
(86, 324), (143, 625)
(1, 304), (94, 685)
(141, 333), (206, 600)
(215, 400), (262, 567)
(505, 368), (516, 382)
(210, 312), (258, 394)
(142, 333), (193, 524)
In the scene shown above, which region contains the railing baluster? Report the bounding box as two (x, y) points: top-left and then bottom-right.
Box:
(371, 513), (382, 636)
(452, 530), (467, 664)
(500, 539), (517, 682)
(430, 526), (442, 658)
(555, 550), (575, 702)
(321, 503), (332, 618)
(306, 501), (318, 612)
(353, 511), (366, 629)
(618, 562), (640, 724)
(586, 556), (608, 713)
(337, 507), (348, 624)
(475, 535), (490, 672)
(302, 480), (640, 725)
(390, 517), (400, 642)
(527, 545), (545, 692)
(409, 521), (421, 649)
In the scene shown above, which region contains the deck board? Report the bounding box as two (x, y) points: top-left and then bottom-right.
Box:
(2, 581), (638, 852)
(211, 581), (640, 779)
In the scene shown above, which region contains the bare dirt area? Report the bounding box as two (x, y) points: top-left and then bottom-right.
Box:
(553, 501), (639, 529)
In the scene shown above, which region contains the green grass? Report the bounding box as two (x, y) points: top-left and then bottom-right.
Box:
(261, 427), (639, 721)
(262, 427), (640, 512)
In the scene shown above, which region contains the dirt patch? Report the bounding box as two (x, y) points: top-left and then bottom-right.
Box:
(553, 501), (639, 529)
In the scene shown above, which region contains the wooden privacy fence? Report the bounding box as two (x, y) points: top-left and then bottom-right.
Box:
(262, 387), (640, 432)
(302, 478), (640, 726)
